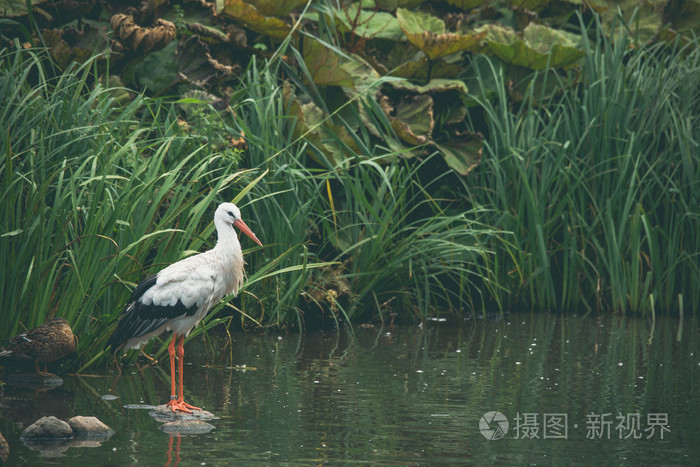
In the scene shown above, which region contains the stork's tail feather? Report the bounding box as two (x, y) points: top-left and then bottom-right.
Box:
(127, 274), (159, 303)
(106, 274), (160, 353)
(104, 332), (123, 354)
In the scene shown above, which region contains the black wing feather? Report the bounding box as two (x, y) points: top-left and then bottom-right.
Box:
(106, 274), (200, 353)
(127, 274), (159, 306)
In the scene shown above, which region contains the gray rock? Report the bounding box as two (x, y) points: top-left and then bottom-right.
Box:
(149, 404), (217, 423)
(160, 420), (215, 434)
(20, 416), (73, 440)
(123, 404), (156, 410)
(67, 439), (104, 448)
(67, 416), (115, 440)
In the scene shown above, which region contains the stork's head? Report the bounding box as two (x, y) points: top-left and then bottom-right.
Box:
(216, 203), (263, 247)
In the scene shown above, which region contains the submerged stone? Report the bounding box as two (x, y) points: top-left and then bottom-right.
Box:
(21, 440), (71, 457)
(7, 372), (63, 388)
(160, 420), (215, 434)
(123, 404), (156, 410)
(149, 404), (217, 423)
(20, 416), (73, 441)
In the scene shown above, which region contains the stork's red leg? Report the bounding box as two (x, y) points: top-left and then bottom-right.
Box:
(166, 333), (179, 412)
(175, 334), (201, 412)
(177, 335), (185, 404)
(166, 334), (200, 413)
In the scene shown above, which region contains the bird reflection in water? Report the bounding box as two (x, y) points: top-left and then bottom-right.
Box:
(164, 434), (182, 467)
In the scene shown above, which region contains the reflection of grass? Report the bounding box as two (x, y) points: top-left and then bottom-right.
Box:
(462, 16), (700, 315)
(9, 316), (695, 463)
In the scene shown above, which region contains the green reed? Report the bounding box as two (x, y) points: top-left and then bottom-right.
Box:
(227, 56), (324, 329)
(0, 46), (274, 364)
(463, 15), (700, 315)
(321, 155), (499, 322)
(227, 52), (498, 326)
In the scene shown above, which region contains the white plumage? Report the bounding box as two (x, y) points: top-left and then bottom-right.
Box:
(106, 202), (262, 413)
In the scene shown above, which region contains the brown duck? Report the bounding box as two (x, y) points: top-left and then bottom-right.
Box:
(0, 430), (7, 465)
(1, 318), (76, 376)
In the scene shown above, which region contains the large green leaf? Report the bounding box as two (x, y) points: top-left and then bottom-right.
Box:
(589, 0), (666, 42)
(133, 40), (179, 94)
(381, 41), (460, 80)
(246, 0), (307, 17)
(303, 37), (380, 90)
(222, 0), (292, 40)
(386, 79), (471, 158)
(396, 8), (485, 60)
(302, 38), (354, 87)
(433, 131), (483, 176)
(523, 23), (581, 53)
(389, 55), (462, 79)
(0, 0), (46, 17)
(284, 84), (360, 167)
(397, 7), (445, 35)
(505, 0), (551, 10)
(335, 3), (404, 40)
(446, 0), (485, 9)
(485, 23), (584, 70)
(386, 94), (434, 147)
(476, 23), (519, 46)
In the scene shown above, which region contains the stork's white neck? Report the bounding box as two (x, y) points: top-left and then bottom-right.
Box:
(211, 215), (245, 297)
(214, 218), (241, 252)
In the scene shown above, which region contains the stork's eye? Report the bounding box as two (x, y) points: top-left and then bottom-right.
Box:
(227, 211), (236, 220)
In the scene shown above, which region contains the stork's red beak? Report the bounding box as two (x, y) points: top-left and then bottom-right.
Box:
(233, 219), (263, 247)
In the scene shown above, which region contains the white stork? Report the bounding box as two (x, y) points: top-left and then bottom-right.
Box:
(106, 202), (262, 413)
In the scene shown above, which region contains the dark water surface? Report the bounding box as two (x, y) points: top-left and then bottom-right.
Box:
(1, 313), (698, 465)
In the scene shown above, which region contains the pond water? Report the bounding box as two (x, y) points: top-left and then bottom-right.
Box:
(1, 312), (698, 465)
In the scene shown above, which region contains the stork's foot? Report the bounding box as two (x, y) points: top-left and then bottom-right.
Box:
(36, 370), (58, 378)
(166, 398), (201, 413)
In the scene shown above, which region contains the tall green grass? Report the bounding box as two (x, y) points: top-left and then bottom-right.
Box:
(463, 15), (700, 314)
(283, 36), (501, 322)
(228, 57), (324, 328)
(1, 37), (500, 372)
(227, 52), (498, 326)
(13, 6), (696, 371)
(0, 46), (271, 364)
(321, 155), (499, 322)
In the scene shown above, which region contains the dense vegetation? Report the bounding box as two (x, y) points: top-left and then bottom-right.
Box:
(1, 0), (698, 368)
